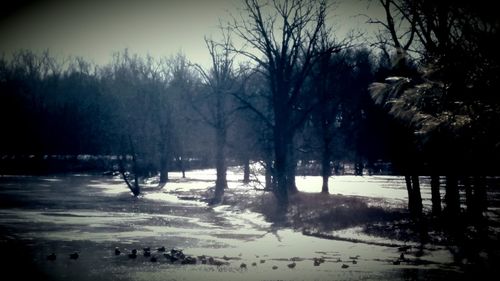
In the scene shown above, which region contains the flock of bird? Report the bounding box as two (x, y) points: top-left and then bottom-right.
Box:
(45, 246), (411, 269)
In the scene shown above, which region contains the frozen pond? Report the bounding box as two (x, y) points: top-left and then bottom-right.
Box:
(0, 169), (493, 280)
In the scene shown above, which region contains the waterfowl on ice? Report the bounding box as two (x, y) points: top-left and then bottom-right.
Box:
(128, 251), (137, 259)
(114, 247), (121, 255)
(287, 262), (296, 268)
(341, 263), (349, 268)
(313, 258), (324, 266)
(181, 256), (197, 264)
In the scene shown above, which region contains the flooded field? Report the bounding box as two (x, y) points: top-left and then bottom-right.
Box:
(0, 168), (498, 280)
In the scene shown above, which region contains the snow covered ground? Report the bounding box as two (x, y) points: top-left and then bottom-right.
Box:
(0, 167), (494, 281)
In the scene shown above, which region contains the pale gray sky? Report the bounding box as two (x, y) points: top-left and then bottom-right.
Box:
(0, 0), (383, 68)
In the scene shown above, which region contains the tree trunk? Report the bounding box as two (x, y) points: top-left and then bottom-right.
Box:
(287, 160), (298, 194)
(264, 158), (273, 190)
(243, 157), (250, 184)
(411, 175), (423, 217)
(273, 133), (290, 208)
(430, 175), (442, 216)
(286, 142), (298, 194)
(212, 127), (227, 204)
(131, 153), (141, 196)
(120, 154), (140, 197)
(321, 149), (331, 194)
(177, 156), (186, 178)
(404, 175), (422, 219)
(355, 160), (364, 176)
(159, 149), (169, 185)
(445, 175), (460, 217)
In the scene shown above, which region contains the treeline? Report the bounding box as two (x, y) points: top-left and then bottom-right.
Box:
(0, 48), (397, 176)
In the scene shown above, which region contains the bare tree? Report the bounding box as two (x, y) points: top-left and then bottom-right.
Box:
(229, 0), (344, 207)
(193, 33), (239, 204)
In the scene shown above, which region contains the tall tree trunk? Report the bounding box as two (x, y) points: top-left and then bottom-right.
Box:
(404, 175), (422, 219)
(411, 175), (423, 217)
(286, 142), (298, 194)
(287, 161), (298, 194)
(264, 157), (273, 190)
(273, 132), (290, 208)
(272, 100), (292, 208)
(131, 153), (140, 196)
(159, 145), (169, 185)
(445, 175), (460, 217)
(177, 156), (186, 178)
(243, 157), (250, 184)
(430, 175), (442, 216)
(321, 148), (331, 194)
(212, 127), (227, 204)
(120, 154), (140, 197)
(355, 160), (364, 176)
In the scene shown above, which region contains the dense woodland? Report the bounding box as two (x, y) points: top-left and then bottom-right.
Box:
(1, 0), (499, 221)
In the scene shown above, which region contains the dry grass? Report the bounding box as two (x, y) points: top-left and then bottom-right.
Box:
(222, 190), (407, 232)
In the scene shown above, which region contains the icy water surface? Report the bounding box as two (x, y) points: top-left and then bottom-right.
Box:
(0, 170), (488, 280)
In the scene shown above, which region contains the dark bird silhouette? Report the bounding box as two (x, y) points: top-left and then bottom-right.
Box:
(181, 256), (197, 264)
(46, 253), (56, 261)
(287, 262), (296, 268)
(69, 252), (79, 260)
(341, 264), (349, 269)
(164, 253), (177, 263)
(128, 251), (137, 259)
(114, 248), (121, 255)
(240, 263), (247, 269)
(157, 246), (166, 252)
(150, 256), (157, 262)
(144, 251), (151, 257)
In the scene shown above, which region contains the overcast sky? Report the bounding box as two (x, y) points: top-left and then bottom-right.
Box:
(0, 0), (383, 68)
